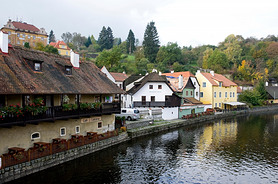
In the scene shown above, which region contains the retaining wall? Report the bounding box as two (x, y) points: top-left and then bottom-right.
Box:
(0, 133), (129, 183)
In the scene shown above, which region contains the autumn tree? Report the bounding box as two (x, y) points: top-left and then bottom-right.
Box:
(202, 47), (213, 69)
(143, 21), (160, 63)
(207, 49), (229, 73)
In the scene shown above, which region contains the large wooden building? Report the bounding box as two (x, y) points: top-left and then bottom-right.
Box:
(0, 31), (124, 157)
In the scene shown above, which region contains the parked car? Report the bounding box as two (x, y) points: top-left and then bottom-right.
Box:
(116, 108), (140, 121)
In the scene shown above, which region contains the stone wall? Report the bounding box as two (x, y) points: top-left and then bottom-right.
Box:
(0, 132), (129, 183)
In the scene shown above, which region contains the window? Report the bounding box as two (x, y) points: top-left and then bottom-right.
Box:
(149, 85), (153, 89)
(219, 103), (221, 108)
(121, 110), (127, 113)
(225, 92), (227, 98)
(41, 37), (44, 41)
(58, 50), (61, 54)
(17, 40), (20, 44)
(151, 96), (155, 102)
(219, 82), (222, 87)
(8, 31), (11, 35)
(66, 51), (68, 55)
(191, 91), (193, 96)
(22, 42), (25, 45)
(186, 91), (188, 96)
(34, 62), (41, 71)
(17, 33), (20, 37)
(215, 103), (217, 107)
(142, 96), (146, 105)
(8, 39), (11, 43)
(65, 66), (72, 75)
(98, 122), (102, 128)
(200, 92), (203, 98)
(28, 35), (30, 39)
(230, 92), (232, 97)
(75, 126), (80, 134)
(22, 34), (25, 38)
(203, 82), (206, 87)
(33, 35), (36, 39)
(233, 92), (235, 97)
(60, 127), (66, 136)
(214, 92), (216, 98)
(158, 85), (162, 89)
(196, 92), (198, 97)
(194, 82), (196, 86)
(31, 132), (40, 140)
(219, 92), (221, 98)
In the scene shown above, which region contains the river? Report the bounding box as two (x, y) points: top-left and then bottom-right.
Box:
(8, 112), (278, 184)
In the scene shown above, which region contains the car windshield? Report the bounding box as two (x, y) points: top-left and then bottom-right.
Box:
(134, 110), (139, 113)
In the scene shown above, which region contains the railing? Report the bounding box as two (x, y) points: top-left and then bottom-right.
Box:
(0, 102), (120, 126)
(133, 101), (166, 107)
(1, 130), (119, 169)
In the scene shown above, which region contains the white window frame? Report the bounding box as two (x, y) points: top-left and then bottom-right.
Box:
(225, 92), (227, 98)
(31, 132), (40, 140)
(200, 92), (203, 98)
(233, 92), (235, 97)
(97, 122), (102, 129)
(60, 127), (66, 136)
(219, 92), (221, 98)
(219, 103), (221, 107)
(203, 82), (206, 87)
(214, 92), (216, 98)
(75, 126), (80, 134)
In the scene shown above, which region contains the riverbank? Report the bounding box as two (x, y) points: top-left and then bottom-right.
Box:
(1, 105), (278, 183)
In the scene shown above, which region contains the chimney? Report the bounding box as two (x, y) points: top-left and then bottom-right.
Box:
(70, 50), (80, 68)
(0, 31), (8, 53)
(178, 75), (183, 89)
(210, 70), (214, 76)
(265, 81), (268, 87)
(159, 71), (162, 76)
(171, 70), (174, 73)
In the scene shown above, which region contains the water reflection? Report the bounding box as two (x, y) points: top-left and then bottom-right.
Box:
(9, 112), (278, 184)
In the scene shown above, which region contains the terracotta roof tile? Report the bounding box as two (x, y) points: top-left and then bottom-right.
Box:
(110, 72), (128, 82)
(162, 71), (195, 78)
(12, 21), (40, 32)
(0, 46), (124, 95)
(49, 41), (70, 50)
(201, 72), (237, 87)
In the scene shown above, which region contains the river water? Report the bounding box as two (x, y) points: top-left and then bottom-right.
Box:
(9, 112), (278, 184)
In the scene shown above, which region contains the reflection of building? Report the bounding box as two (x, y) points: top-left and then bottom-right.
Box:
(197, 120), (238, 155)
(1, 19), (48, 47)
(49, 40), (71, 56)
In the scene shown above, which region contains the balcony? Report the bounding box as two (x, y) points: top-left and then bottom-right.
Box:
(133, 95), (181, 108)
(0, 102), (120, 127)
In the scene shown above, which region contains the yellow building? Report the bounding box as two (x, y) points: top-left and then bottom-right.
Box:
(195, 70), (238, 109)
(1, 19), (48, 47)
(49, 40), (71, 56)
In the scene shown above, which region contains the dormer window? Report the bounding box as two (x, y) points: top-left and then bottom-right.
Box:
(34, 62), (42, 71)
(65, 66), (72, 75)
(219, 82), (222, 87)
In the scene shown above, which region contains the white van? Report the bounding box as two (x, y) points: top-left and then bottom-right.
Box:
(116, 108), (140, 121)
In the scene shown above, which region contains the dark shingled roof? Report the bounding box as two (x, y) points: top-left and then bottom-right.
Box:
(266, 86), (278, 99)
(127, 72), (173, 95)
(0, 46), (124, 95)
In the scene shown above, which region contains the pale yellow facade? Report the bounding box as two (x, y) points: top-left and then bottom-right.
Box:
(196, 72), (237, 109)
(57, 46), (70, 56)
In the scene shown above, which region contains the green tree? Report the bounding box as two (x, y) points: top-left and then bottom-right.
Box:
(72, 32), (87, 51)
(156, 42), (182, 66)
(98, 26), (108, 51)
(96, 46), (122, 70)
(135, 58), (149, 75)
(84, 36), (92, 48)
(172, 62), (183, 72)
(202, 47), (213, 69)
(24, 42), (30, 48)
(107, 27), (114, 49)
(143, 21), (160, 63)
(48, 30), (56, 44)
(126, 29), (136, 54)
(114, 38), (122, 46)
(44, 45), (59, 55)
(207, 49), (229, 73)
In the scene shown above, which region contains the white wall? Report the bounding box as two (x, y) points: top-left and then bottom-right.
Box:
(133, 82), (173, 102)
(191, 77), (200, 101)
(162, 107), (179, 120)
(101, 66), (115, 83)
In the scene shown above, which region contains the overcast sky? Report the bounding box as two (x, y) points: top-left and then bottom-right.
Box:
(1, 0), (278, 47)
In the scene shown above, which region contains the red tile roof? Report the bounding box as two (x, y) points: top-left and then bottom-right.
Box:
(162, 71), (195, 78)
(49, 41), (70, 50)
(201, 72), (237, 87)
(11, 21), (40, 32)
(110, 72), (128, 82)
